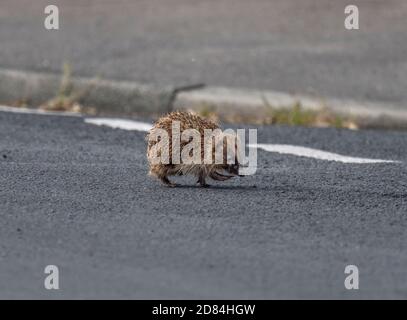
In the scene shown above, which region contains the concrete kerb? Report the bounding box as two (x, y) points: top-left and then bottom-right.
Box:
(1, 68), (407, 128)
(174, 86), (407, 128)
(0, 69), (173, 115)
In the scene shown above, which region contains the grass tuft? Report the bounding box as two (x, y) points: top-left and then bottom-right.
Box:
(194, 97), (359, 130)
(40, 63), (96, 114)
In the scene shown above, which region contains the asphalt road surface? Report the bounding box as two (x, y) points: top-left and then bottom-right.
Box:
(1, 0), (407, 106)
(1, 109), (407, 299)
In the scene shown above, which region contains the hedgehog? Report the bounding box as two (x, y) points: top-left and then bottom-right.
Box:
(146, 111), (242, 187)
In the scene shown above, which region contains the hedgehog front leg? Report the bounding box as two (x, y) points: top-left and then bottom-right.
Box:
(160, 175), (177, 187)
(197, 171), (209, 188)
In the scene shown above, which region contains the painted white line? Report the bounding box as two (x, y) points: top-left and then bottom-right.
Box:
(0, 105), (82, 117)
(0, 106), (401, 164)
(84, 118), (152, 132)
(252, 144), (400, 164)
(85, 118), (400, 164)
(83, 117), (400, 164)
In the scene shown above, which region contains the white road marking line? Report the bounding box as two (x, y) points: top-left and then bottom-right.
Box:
(83, 117), (400, 164)
(0, 105), (401, 164)
(84, 118), (152, 132)
(0, 105), (82, 117)
(1, 107), (396, 165)
(252, 144), (400, 164)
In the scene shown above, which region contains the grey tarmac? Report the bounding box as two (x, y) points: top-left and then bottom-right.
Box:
(0, 110), (406, 299)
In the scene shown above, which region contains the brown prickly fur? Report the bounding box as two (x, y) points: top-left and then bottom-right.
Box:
(146, 111), (239, 187)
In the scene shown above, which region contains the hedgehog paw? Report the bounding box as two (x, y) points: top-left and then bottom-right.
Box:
(196, 180), (210, 188)
(160, 176), (177, 187)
